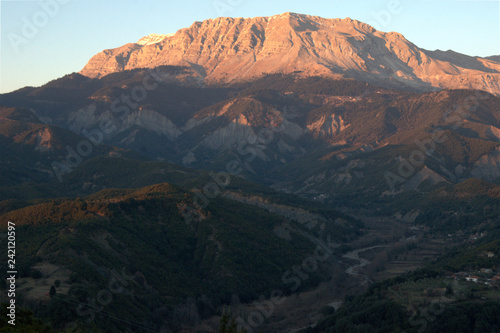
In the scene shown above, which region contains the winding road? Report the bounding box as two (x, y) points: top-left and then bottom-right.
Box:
(342, 245), (387, 280)
(328, 245), (387, 309)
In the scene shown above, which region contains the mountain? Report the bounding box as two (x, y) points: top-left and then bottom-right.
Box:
(0, 106), (116, 186)
(1, 11), (499, 332)
(486, 55), (500, 62)
(1, 67), (499, 226)
(2, 71), (498, 213)
(136, 33), (175, 45)
(0, 182), (358, 332)
(80, 12), (500, 95)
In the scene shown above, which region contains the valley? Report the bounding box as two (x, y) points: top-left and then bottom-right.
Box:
(0, 10), (499, 333)
(188, 212), (469, 332)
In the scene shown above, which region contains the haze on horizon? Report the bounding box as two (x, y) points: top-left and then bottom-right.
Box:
(1, 0), (499, 94)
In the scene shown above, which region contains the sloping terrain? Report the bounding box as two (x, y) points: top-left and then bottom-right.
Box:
(80, 13), (500, 95)
(1, 69), (499, 220)
(0, 11), (499, 333)
(0, 183), (360, 332)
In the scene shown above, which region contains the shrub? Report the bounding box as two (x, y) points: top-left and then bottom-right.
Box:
(31, 269), (42, 279)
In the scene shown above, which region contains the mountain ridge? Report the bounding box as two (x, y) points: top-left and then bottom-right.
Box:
(80, 12), (500, 95)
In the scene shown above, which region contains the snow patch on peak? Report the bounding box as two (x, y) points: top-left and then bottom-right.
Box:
(137, 33), (174, 45)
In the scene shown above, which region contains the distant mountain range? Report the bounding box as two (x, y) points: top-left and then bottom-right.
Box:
(80, 12), (500, 95)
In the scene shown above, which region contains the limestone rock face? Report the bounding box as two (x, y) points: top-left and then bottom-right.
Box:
(80, 12), (500, 95)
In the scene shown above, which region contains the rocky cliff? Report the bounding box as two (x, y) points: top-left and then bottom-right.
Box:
(80, 12), (500, 95)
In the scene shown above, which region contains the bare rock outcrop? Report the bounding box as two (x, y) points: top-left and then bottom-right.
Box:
(80, 12), (500, 95)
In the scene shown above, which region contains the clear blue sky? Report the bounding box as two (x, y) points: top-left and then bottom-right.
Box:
(1, 0), (499, 93)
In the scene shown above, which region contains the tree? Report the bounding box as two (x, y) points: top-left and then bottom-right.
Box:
(49, 286), (56, 297)
(0, 303), (55, 332)
(31, 269), (42, 279)
(445, 284), (454, 297)
(219, 311), (247, 333)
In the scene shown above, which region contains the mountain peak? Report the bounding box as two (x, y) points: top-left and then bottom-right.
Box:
(136, 33), (174, 45)
(80, 13), (500, 95)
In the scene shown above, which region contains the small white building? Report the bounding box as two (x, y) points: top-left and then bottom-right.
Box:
(466, 275), (480, 283)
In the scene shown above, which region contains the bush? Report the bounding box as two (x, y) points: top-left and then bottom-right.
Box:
(320, 305), (336, 316)
(49, 285), (56, 297)
(31, 269), (42, 279)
